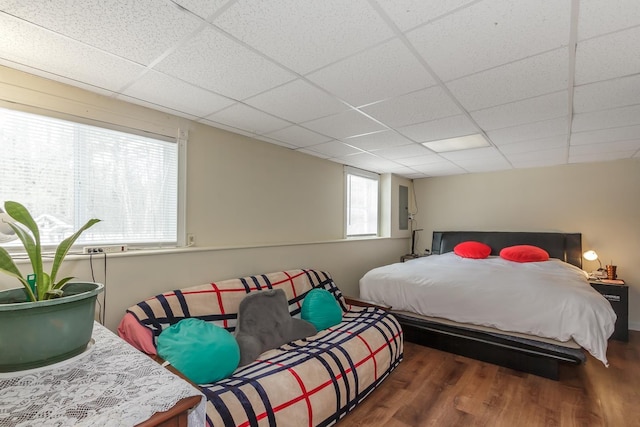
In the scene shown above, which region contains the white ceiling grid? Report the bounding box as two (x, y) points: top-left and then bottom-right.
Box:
(0, 0), (638, 178)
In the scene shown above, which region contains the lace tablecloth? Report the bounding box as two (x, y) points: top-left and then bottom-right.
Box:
(0, 322), (205, 427)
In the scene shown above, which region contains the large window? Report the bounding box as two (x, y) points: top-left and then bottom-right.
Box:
(345, 167), (379, 237)
(0, 107), (180, 248)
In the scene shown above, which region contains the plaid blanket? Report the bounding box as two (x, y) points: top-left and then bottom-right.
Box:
(125, 269), (403, 426)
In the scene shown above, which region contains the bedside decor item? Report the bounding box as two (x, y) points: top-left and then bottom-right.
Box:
(606, 265), (617, 280)
(0, 201), (103, 372)
(583, 250), (606, 278)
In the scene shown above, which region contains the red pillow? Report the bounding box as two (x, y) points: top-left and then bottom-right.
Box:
(499, 245), (549, 263)
(454, 241), (492, 259)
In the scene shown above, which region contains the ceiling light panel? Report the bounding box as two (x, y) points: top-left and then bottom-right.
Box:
(121, 70), (235, 118)
(205, 104), (290, 135)
(362, 86), (462, 128)
(1, 0), (202, 65)
(302, 110), (386, 140)
(303, 141), (363, 158)
(244, 79), (348, 123)
(0, 14), (145, 92)
(407, 0), (571, 81)
(471, 91), (568, 131)
(212, 0), (394, 74)
(306, 38), (435, 107)
(422, 134), (490, 153)
(155, 26), (296, 100)
(446, 48), (568, 111)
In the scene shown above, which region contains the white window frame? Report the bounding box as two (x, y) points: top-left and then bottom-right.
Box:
(344, 166), (380, 237)
(0, 105), (187, 250)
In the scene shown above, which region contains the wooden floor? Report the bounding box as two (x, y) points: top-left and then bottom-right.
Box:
(340, 331), (640, 427)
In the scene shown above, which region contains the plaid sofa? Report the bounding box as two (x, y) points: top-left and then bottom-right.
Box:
(119, 269), (403, 427)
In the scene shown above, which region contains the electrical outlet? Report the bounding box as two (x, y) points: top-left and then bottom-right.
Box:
(83, 245), (128, 254)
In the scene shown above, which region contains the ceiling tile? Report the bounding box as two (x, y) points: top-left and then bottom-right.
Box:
(398, 114), (478, 143)
(407, 0), (571, 81)
(577, 0), (640, 40)
(505, 148), (567, 168)
(569, 145), (639, 164)
(302, 110), (386, 140)
(155, 26), (296, 100)
(121, 70), (234, 117)
(1, 0), (202, 65)
(570, 125), (640, 146)
(496, 135), (567, 154)
(471, 91), (568, 131)
(573, 74), (640, 114)
(305, 141), (364, 158)
(395, 154), (444, 167)
(173, 0), (232, 20)
(362, 86), (461, 128)
(213, 0), (394, 74)
(572, 104), (640, 133)
(116, 95), (198, 120)
(296, 148), (332, 159)
(205, 104), (290, 135)
(371, 143), (432, 160)
(306, 38), (434, 107)
(0, 13), (145, 92)
(411, 161), (467, 176)
(570, 140), (640, 156)
(253, 135), (297, 149)
(244, 79), (347, 123)
(342, 131), (414, 151)
(447, 48), (568, 111)
(439, 146), (503, 162)
(375, 0), (478, 32)
(265, 125), (332, 148)
(487, 117), (568, 145)
(575, 26), (640, 85)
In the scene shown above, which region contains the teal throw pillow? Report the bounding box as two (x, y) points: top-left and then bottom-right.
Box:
(301, 288), (343, 331)
(157, 318), (240, 384)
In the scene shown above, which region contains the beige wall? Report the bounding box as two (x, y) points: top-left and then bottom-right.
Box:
(0, 66), (410, 331)
(413, 159), (640, 329)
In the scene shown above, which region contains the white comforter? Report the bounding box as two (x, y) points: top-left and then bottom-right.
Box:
(359, 253), (616, 365)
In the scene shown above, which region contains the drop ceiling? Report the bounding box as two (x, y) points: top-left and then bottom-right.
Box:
(1, 0), (639, 178)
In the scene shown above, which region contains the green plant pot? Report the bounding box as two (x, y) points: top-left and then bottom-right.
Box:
(0, 282), (104, 372)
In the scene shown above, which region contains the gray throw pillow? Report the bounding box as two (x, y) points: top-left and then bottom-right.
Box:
(235, 289), (317, 367)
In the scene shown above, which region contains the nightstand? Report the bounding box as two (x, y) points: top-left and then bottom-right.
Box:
(590, 280), (629, 342)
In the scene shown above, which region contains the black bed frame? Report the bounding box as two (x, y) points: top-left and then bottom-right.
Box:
(396, 231), (584, 380)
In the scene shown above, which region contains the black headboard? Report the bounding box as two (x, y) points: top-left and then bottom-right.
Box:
(431, 231), (582, 268)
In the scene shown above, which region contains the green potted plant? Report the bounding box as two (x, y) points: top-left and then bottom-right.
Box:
(0, 201), (104, 372)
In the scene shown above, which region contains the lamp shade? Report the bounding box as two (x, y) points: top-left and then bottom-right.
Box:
(583, 250), (598, 261)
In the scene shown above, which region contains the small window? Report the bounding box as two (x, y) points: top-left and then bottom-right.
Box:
(0, 107), (181, 249)
(345, 167), (379, 237)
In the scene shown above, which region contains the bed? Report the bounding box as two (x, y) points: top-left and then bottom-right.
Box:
(359, 231), (616, 379)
